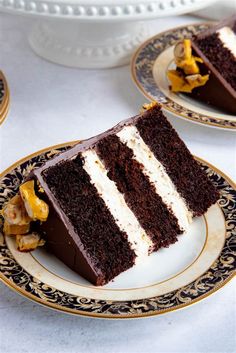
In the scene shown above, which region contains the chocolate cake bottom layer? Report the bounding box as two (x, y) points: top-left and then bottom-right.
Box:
(136, 106), (219, 216)
(194, 29), (236, 92)
(96, 134), (181, 251)
(42, 156), (136, 285)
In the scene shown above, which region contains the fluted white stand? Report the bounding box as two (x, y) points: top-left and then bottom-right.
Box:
(0, 0), (218, 68)
(29, 21), (148, 68)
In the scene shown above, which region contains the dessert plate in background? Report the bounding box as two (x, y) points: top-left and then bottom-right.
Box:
(131, 23), (236, 131)
(0, 71), (10, 126)
(0, 142), (235, 318)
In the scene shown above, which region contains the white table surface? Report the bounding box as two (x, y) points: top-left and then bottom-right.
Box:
(0, 12), (235, 353)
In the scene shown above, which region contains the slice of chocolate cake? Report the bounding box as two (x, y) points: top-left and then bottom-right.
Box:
(168, 16), (236, 114)
(2, 104), (219, 286)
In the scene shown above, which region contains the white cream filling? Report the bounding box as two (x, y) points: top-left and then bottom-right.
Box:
(117, 126), (193, 232)
(217, 26), (236, 58)
(82, 150), (154, 260)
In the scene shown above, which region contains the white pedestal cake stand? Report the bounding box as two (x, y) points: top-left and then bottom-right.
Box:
(0, 0), (218, 68)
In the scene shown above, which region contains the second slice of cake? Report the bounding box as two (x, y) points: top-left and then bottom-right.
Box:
(167, 15), (236, 114)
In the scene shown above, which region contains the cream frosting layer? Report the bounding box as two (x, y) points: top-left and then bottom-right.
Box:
(117, 126), (193, 231)
(82, 149), (154, 260)
(217, 26), (236, 58)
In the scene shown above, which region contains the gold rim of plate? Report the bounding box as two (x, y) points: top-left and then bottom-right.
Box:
(0, 71), (10, 126)
(0, 141), (235, 319)
(131, 22), (236, 131)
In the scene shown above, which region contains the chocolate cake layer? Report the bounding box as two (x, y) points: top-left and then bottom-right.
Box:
(96, 134), (181, 251)
(136, 106), (219, 216)
(41, 156), (136, 285)
(194, 31), (236, 91)
(190, 15), (236, 114)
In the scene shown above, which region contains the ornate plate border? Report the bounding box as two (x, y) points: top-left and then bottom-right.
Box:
(0, 71), (10, 126)
(0, 141), (235, 319)
(131, 23), (236, 131)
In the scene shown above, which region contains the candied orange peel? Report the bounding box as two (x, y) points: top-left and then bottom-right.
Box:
(16, 232), (45, 252)
(168, 39), (209, 93)
(3, 221), (30, 236)
(1, 181), (48, 252)
(19, 180), (49, 222)
(2, 194), (31, 225)
(174, 39), (200, 75)
(141, 101), (158, 112)
(167, 70), (209, 93)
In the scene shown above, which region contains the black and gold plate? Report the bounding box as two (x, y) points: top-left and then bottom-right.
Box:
(0, 71), (9, 126)
(131, 23), (236, 131)
(0, 142), (235, 318)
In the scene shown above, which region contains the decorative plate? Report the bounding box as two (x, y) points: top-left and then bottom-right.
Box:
(0, 71), (10, 126)
(0, 142), (235, 319)
(131, 23), (236, 131)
